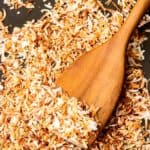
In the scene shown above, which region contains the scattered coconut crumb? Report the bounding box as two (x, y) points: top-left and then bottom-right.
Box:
(0, 0), (150, 149)
(3, 0), (34, 9)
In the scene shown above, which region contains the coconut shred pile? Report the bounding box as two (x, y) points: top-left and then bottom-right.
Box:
(0, 0), (150, 149)
(3, 0), (34, 9)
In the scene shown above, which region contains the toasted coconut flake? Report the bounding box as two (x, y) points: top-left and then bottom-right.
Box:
(0, 0), (149, 149)
(3, 0), (34, 9)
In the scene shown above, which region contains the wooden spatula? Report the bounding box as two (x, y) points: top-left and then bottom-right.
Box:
(56, 0), (150, 142)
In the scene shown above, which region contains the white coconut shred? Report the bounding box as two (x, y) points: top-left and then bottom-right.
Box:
(0, 0), (150, 149)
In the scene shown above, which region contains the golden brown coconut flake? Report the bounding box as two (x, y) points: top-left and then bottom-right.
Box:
(0, 0), (150, 149)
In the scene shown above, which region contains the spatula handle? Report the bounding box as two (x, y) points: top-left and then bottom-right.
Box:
(119, 0), (150, 45)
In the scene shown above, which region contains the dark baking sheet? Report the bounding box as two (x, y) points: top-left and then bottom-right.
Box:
(0, 0), (150, 90)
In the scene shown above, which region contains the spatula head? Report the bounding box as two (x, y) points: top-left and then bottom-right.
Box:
(56, 40), (125, 129)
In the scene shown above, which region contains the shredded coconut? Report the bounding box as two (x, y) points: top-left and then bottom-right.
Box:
(4, 0), (34, 9)
(0, 0), (149, 149)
